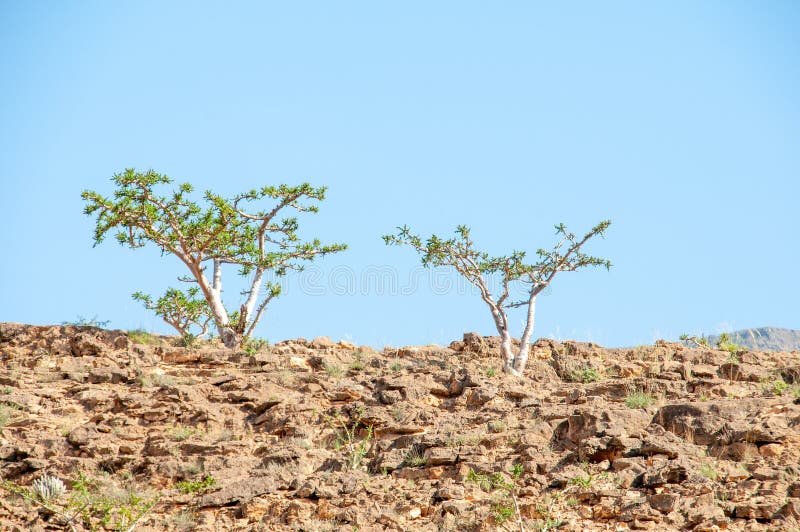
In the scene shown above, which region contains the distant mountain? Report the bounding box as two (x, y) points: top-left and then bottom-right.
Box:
(704, 327), (800, 352)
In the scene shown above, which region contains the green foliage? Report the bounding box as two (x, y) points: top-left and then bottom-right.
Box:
(322, 408), (373, 470)
(324, 363), (344, 379)
(165, 425), (196, 441)
(625, 389), (655, 409)
(402, 447), (427, 468)
(242, 337), (271, 355)
(492, 503), (515, 524)
(716, 333), (745, 354)
(349, 352), (365, 372)
(569, 368), (601, 383)
(2, 471), (159, 531)
(383, 220), (610, 374)
(467, 465), (525, 527)
(698, 463), (718, 481)
(175, 474), (217, 494)
(83, 169), (346, 345)
(680, 334), (711, 348)
(177, 333), (198, 348)
(128, 329), (159, 345)
(62, 315), (111, 328)
(133, 287), (212, 338)
(763, 378), (789, 396)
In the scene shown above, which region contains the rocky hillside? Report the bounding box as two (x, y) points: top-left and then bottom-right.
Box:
(705, 327), (800, 352)
(1, 323), (800, 531)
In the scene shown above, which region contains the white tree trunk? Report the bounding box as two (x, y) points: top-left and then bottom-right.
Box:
(242, 268), (265, 325)
(512, 296), (536, 374)
(193, 263), (236, 348)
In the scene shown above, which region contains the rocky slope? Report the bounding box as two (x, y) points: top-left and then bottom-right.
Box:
(705, 327), (800, 352)
(1, 323), (799, 531)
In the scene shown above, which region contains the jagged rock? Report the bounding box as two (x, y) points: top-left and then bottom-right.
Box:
(66, 423), (100, 447)
(198, 476), (277, 507)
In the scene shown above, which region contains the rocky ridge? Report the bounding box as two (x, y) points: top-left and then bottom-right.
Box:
(1, 323), (799, 531)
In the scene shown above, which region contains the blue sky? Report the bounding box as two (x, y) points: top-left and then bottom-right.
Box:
(1, 1), (798, 347)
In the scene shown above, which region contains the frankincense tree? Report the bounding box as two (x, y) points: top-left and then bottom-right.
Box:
(383, 221), (611, 375)
(82, 168), (346, 348)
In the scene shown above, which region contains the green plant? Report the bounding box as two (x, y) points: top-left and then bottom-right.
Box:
(32, 474), (67, 502)
(128, 329), (159, 345)
(570, 368), (601, 383)
(389, 359), (403, 372)
(322, 408), (373, 470)
(402, 447), (427, 468)
(166, 425), (196, 442)
(171, 509), (197, 531)
(384, 221), (611, 375)
(175, 474), (217, 494)
(0, 386), (11, 394)
(324, 363), (344, 379)
(763, 378), (789, 396)
(625, 388), (655, 409)
(83, 170), (346, 348)
(467, 464), (525, 528)
(2, 471), (159, 532)
(716, 333), (745, 354)
(177, 332), (199, 348)
(390, 405), (406, 422)
(242, 337), (271, 355)
(487, 420), (507, 433)
(485, 366), (498, 377)
(698, 463), (718, 481)
(62, 315), (111, 328)
(680, 334), (710, 348)
(349, 352), (365, 372)
(569, 473), (595, 488)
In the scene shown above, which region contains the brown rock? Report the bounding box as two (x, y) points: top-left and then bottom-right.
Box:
(310, 336), (334, 349)
(66, 423), (100, 447)
(647, 493), (680, 513)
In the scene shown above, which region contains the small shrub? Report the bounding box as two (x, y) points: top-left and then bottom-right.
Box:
(487, 420), (507, 433)
(763, 379), (789, 396)
(62, 315), (110, 327)
(128, 329), (159, 345)
(402, 447), (427, 468)
(242, 337), (270, 355)
(166, 425), (196, 442)
(175, 474), (216, 494)
(576, 368), (601, 383)
(390, 406), (406, 422)
(324, 364), (344, 379)
(698, 463), (718, 481)
(322, 408), (373, 470)
(716, 333), (744, 354)
(485, 367), (498, 377)
(625, 389), (655, 409)
(31, 474), (67, 503)
(389, 359), (403, 372)
(177, 333), (198, 348)
(349, 352), (365, 372)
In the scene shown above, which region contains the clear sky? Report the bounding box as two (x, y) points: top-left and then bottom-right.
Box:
(1, 1), (798, 347)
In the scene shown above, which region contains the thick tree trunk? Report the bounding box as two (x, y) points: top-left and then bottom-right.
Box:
(190, 262), (238, 348)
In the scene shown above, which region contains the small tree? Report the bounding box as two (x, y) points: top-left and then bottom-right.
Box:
(383, 221), (611, 375)
(83, 168), (346, 348)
